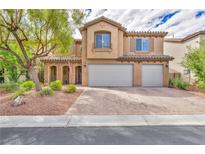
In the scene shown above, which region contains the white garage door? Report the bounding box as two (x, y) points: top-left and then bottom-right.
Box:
(142, 64), (163, 87)
(88, 64), (133, 87)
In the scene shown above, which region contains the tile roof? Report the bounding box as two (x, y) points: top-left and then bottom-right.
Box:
(165, 30), (205, 43)
(125, 31), (168, 37)
(118, 53), (174, 62)
(40, 55), (81, 63)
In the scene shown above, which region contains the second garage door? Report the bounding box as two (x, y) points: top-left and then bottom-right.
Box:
(88, 64), (133, 87)
(142, 64), (163, 87)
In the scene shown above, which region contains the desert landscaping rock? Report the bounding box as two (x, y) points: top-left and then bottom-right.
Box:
(11, 96), (26, 107)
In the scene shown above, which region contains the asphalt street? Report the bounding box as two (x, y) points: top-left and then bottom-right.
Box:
(1, 126), (205, 145)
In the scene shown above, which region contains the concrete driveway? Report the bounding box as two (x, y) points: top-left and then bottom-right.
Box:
(66, 87), (205, 115)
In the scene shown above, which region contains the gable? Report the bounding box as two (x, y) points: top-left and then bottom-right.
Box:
(80, 16), (126, 32)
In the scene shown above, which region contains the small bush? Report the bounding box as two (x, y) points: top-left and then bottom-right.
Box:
(39, 87), (54, 96)
(169, 79), (175, 88)
(49, 80), (62, 91)
(197, 81), (205, 92)
(170, 79), (189, 90)
(11, 88), (26, 100)
(67, 84), (76, 93)
(20, 80), (35, 91)
(0, 83), (19, 92)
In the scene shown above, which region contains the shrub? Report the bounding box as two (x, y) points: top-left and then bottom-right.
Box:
(170, 79), (189, 90)
(197, 81), (205, 92)
(0, 82), (19, 92)
(66, 84), (76, 93)
(39, 87), (54, 96)
(11, 88), (26, 100)
(20, 80), (35, 91)
(49, 80), (62, 91)
(169, 79), (175, 88)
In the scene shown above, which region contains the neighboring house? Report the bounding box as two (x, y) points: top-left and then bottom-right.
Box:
(164, 31), (205, 82)
(41, 16), (174, 87)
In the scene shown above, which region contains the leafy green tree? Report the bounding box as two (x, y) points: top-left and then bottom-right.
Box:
(0, 9), (85, 91)
(182, 41), (205, 83)
(0, 50), (26, 82)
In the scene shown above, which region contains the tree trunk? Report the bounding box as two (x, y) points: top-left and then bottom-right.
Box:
(29, 66), (42, 91)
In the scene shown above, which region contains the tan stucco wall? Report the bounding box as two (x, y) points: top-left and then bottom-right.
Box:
(123, 36), (130, 54)
(123, 36), (164, 54)
(86, 21), (123, 59)
(74, 42), (82, 57)
(164, 35), (204, 82)
(81, 30), (88, 86)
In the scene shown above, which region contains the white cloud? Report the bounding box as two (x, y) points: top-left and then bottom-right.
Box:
(74, 9), (205, 39)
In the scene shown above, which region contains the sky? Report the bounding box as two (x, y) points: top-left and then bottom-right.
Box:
(73, 9), (205, 39)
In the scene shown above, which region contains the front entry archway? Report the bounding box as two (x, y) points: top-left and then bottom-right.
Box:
(75, 66), (82, 84)
(50, 66), (57, 82)
(63, 66), (69, 84)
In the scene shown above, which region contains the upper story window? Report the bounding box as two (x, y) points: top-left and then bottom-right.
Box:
(136, 38), (150, 51)
(95, 32), (111, 48)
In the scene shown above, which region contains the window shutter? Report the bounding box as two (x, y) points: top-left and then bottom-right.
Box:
(149, 38), (154, 51)
(136, 39), (142, 51)
(130, 38), (135, 52)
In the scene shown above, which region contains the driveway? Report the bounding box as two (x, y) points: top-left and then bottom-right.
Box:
(66, 87), (205, 115)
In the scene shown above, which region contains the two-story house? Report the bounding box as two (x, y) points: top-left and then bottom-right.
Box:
(41, 16), (174, 87)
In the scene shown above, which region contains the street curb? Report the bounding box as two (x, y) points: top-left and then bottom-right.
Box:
(1, 115), (205, 127)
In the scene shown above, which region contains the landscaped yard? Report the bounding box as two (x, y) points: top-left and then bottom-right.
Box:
(1, 82), (205, 116)
(0, 84), (83, 115)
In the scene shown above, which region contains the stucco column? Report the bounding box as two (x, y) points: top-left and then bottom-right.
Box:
(72, 64), (76, 84)
(44, 63), (49, 85)
(163, 62), (169, 87)
(69, 63), (75, 84)
(57, 64), (61, 81)
(134, 63), (141, 87)
(82, 30), (88, 86)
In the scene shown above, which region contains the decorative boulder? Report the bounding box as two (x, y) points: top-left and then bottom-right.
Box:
(11, 96), (26, 107)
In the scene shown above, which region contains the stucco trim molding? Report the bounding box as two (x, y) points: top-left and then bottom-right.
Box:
(40, 55), (81, 63)
(117, 54), (174, 62)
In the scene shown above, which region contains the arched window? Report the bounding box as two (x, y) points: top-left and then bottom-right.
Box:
(94, 31), (111, 48)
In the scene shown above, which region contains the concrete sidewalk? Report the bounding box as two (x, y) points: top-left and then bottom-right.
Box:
(1, 115), (205, 128)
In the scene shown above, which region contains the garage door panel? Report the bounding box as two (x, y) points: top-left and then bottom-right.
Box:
(142, 64), (163, 87)
(88, 64), (133, 87)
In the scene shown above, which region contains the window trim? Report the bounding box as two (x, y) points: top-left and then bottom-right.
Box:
(94, 31), (111, 49)
(135, 38), (150, 52)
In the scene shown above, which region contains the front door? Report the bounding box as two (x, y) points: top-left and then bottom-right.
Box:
(63, 66), (69, 84)
(75, 66), (82, 84)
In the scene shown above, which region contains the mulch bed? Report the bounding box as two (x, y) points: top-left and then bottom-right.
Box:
(0, 89), (83, 115)
(187, 85), (205, 99)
